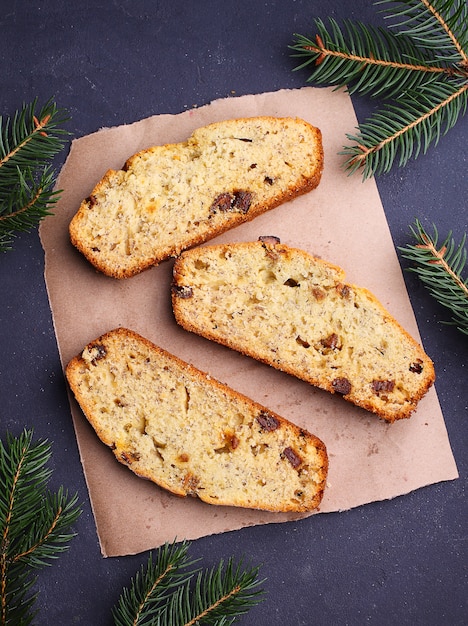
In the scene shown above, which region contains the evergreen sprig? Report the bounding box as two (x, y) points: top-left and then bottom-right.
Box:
(291, 0), (468, 178)
(0, 98), (70, 252)
(113, 540), (198, 626)
(113, 541), (265, 626)
(0, 429), (81, 624)
(399, 219), (468, 336)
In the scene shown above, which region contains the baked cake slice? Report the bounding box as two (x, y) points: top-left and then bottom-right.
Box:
(66, 327), (328, 512)
(69, 117), (323, 278)
(172, 238), (435, 422)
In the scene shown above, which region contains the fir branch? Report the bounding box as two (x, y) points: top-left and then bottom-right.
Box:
(342, 79), (468, 177)
(380, 0), (468, 63)
(399, 220), (468, 336)
(0, 429), (81, 625)
(113, 540), (199, 626)
(292, 20), (453, 99)
(0, 98), (70, 252)
(291, 0), (468, 178)
(113, 542), (265, 626)
(163, 557), (264, 626)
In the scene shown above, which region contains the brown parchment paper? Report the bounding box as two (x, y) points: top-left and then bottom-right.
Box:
(39, 87), (458, 557)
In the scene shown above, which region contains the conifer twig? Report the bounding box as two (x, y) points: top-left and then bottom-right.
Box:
(0, 98), (70, 252)
(291, 0), (468, 178)
(0, 429), (81, 624)
(113, 541), (265, 626)
(112, 540), (199, 626)
(399, 220), (468, 336)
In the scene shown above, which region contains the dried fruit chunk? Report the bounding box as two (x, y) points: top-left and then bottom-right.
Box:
(210, 190), (253, 215)
(210, 192), (232, 213)
(256, 411), (280, 432)
(372, 380), (395, 393)
(336, 283), (351, 299)
(258, 235), (281, 245)
(84, 343), (107, 365)
(283, 447), (302, 468)
(172, 285), (193, 299)
(296, 335), (310, 348)
(332, 377), (352, 395)
(321, 333), (339, 350)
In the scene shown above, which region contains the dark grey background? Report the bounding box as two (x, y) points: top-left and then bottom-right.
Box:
(1, 1), (467, 624)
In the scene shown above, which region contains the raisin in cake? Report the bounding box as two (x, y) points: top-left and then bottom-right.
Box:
(69, 117), (323, 278)
(172, 238), (435, 422)
(66, 328), (328, 513)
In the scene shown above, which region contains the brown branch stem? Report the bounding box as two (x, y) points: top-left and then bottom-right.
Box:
(416, 234), (468, 297)
(185, 584), (242, 626)
(12, 506), (63, 564)
(304, 42), (453, 75)
(1, 443), (27, 624)
(132, 563), (174, 626)
(420, 0), (468, 63)
(0, 186), (44, 222)
(0, 115), (50, 169)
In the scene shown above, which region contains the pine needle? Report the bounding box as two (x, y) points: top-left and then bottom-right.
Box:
(113, 542), (265, 626)
(399, 219), (468, 336)
(112, 540), (199, 626)
(0, 98), (70, 251)
(0, 429), (81, 625)
(291, 0), (468, 178)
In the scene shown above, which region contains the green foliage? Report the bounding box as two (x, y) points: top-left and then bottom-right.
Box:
(399, 220), (468, 336)
(0, 429), (81, 625)
(291, 0), (468, 178)
(293, 19), (443, 98)
(113, 541), (265, 626)
(342, 80), (467, 178)
(113, 541), (198, 626)
(381, 0), (468, 60)
(0, 98), (70, 252)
